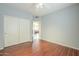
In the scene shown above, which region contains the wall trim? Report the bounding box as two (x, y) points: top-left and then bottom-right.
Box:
(42, 39), (79, 50)
(0, 47), (4, 50)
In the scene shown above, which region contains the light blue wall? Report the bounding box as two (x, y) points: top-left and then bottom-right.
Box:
(42, 4), (79, 50)
(0, 4), (33, 19)
(0, 4), (33, 50)
(0, 14), (4, 50)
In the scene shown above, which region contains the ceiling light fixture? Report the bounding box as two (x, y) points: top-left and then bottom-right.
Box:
(35, 3), (44, 8)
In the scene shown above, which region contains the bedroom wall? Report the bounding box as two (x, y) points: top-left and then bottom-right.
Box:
(41, 4), (79, 50)
(0, 4), (33, 50)
(0, 15), (4, 50)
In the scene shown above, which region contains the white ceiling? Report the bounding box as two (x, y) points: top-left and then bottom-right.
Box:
(5, 3), (75, 16)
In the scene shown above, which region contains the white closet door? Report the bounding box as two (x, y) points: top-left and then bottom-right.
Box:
(4, 16), (31, 47)
(4, 16), (19, 47)
(19, 19), (31, 43)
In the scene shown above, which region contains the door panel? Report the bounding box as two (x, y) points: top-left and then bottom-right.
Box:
(19, 19), (31, 43)
(4, 16), (31, 47)
(4, 16), (19, 47)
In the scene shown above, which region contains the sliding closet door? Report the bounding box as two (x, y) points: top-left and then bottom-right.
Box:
(4, 16), (19, 47)
(19, 18), (31, 43)
(4, 16), (31, 47)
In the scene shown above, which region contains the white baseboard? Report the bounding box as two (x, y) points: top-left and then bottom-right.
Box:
(43, 39), (79, 50)
(0, 47), (4, 50)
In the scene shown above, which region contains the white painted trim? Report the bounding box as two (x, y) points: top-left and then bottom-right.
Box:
(43, 39), (79, 50)
(0, 47), (4, 50)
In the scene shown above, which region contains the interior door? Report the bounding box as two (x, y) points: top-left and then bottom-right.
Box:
(4, 16), (19, 47)
(19, 18), (31, 43)
(4, 16), (31, 47)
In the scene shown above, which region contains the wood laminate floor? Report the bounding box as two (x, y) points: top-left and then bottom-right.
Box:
(0, 40), (79, 56)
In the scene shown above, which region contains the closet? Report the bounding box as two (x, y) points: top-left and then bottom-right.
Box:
(4, 16), (31, 47)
